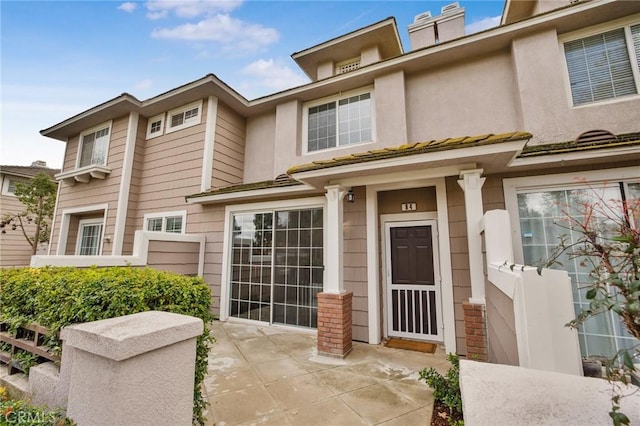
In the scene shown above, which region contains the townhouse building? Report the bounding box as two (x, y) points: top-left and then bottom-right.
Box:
(34, 0), (640, 361)
(0, 161), (58, 267)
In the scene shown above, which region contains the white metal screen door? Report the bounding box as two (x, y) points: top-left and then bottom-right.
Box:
(385, 221), (443, 341)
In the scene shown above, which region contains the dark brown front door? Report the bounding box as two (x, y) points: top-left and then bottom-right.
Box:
(387, 223), (442, 341)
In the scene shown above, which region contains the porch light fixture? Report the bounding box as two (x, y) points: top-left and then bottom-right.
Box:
(346, 188), (355, 203)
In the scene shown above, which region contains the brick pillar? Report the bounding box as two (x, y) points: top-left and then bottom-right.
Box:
(317, 292), (353, 358)
(463, 302), (488, 361)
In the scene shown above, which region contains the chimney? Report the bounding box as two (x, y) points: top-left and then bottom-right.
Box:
(31, 160), (47, 168)
(408, 2), (465, 50)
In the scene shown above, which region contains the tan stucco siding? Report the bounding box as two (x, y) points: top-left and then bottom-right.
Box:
(486, 280), (519, 366)
(512, 28), (640, 144)
(445, 176), (471, 355)
(406, 52), (520, 144)
(244, 113), (276, 182)
(0, 193), (36, 266)
(344, 186), (368, 342)
(212, 102), (245, 189)
(147, 240), (200, 275)
(50, 116), (128, 254)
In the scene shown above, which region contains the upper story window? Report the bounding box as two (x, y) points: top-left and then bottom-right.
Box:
(304, 89), (374, 153)
(166, 100), (202, 134)
(146, 113), (165, 139)
(144, 210), (186, 234)
(78, 122), (112, 168)
(562, 21), (640, 106)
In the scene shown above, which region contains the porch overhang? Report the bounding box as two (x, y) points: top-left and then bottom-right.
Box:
(288, 132), (532, 188)
(508, 132), (640, 169)
(185, 177), (319, 205)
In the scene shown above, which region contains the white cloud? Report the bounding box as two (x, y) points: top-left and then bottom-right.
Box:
(145, 0), (242, 19)
(151, 14), (279, 53)
(240, 59), (309, 98)
(135, 79), (153, 90)
(465, 15), (501, 35)
(117, 2), (137, 13)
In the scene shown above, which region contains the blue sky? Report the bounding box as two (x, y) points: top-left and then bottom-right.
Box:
(1, 0), (504, 169)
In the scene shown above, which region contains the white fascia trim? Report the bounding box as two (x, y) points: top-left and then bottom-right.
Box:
(201, 96), (219, 192)
(112, 112), (138, 255)
(335, 164), (476, 188)
(294, 140), (527, 183)
(219, 196), (327, 321)
(186, 183), (318, 204)
(509, 146), (640, 167)
(503, 166), (640, 264)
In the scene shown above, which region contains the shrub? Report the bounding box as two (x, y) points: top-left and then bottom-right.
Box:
(419, 353), (463, 425)
(0, 386), (74, 425)
(0, 266), (213, 425)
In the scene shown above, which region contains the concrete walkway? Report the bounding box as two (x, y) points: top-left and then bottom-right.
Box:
(203, 321), (450, 425)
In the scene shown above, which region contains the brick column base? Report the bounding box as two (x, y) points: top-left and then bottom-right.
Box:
(463, 301), (488, 361)
(317, 292), (353, 358)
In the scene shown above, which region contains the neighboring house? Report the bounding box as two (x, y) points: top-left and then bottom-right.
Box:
(34, 0), (639, 362)
(0, 161), (59, 267)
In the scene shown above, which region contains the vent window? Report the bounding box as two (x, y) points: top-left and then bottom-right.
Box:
(336, 58), (361, 75)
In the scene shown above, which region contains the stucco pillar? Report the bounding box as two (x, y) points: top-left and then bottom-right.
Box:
(62, 311), (203, 426)
(318, 185), (352, 358)
(458, 169), (486, 304)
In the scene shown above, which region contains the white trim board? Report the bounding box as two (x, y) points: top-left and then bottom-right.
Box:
(56, 203), (109, 255)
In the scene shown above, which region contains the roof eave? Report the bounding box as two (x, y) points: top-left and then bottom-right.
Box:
(186, 183), (319, 204)
(291, 139), (529, 187)
(509, 145), (640, 168)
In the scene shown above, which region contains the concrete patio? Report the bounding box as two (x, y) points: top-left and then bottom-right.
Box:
(204, 320), (450, 425)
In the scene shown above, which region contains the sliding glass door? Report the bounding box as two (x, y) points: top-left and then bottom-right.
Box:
(229, 208), (323, 329)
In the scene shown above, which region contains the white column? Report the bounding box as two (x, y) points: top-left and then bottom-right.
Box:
(112, 111), (138, 255)
(324, 185), (347, 294)
(458, 169), (486, 304)
(200, 96), (219, 193)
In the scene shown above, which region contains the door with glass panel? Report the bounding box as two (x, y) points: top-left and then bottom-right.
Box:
(76, 221), (103, 255)
(517, 182), (640, 359)
(229, 208), (323, 328)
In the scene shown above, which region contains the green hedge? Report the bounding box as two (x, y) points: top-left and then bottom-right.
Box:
(0, 266), (213, 425)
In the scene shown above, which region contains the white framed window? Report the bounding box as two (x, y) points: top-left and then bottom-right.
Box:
(166, 100), (202, 133)
(146, 113), (165, 139)
(144, 210), (186, 234)
(2, 177), (28, 196)
(77, 121), (112, 168)
(560, 17), (640, 106)
(75, 219), (104, 255)
(303, 88), (374, 153)
(503, 168), (640, 360)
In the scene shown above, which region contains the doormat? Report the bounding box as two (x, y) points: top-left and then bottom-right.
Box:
(385, 338), (437, 354)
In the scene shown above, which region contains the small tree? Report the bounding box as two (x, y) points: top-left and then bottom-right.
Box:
(1, 172), (57, 255)
(539, 186), (639, 426)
